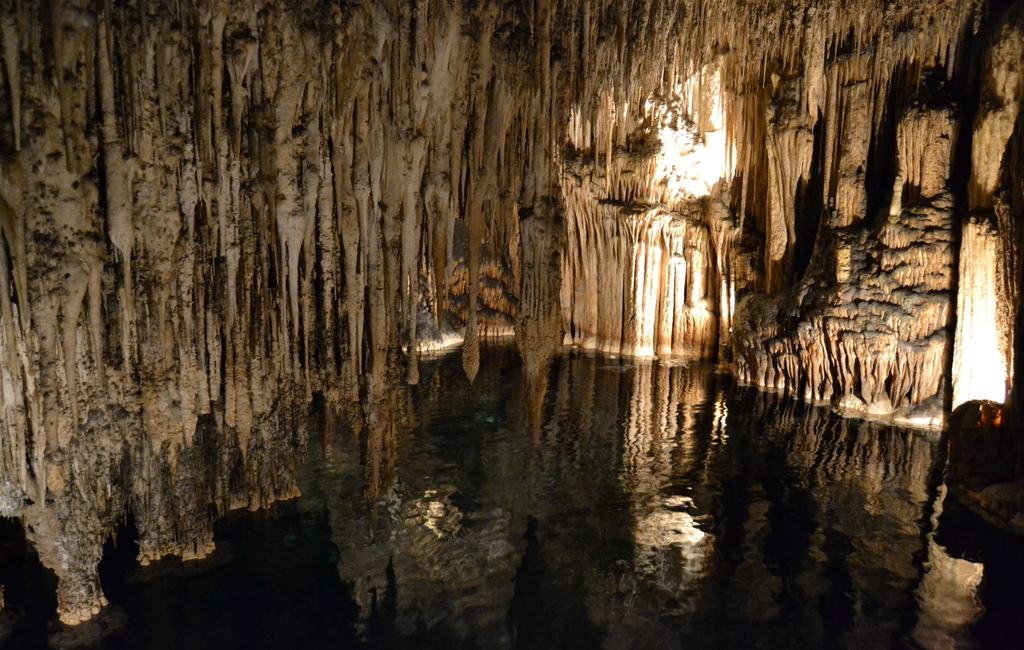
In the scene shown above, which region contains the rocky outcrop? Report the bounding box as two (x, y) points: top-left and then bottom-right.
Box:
(554, 0), (1000, 424)
(0, 0), (561, 623)
(560, 82), (730, 359)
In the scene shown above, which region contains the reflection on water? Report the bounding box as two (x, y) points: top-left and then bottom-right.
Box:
(0, 346), (1005, 648)
(913, 485), (985, 650)
(297, 347), (974, 649)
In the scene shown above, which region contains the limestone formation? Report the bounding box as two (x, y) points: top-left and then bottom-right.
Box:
(0, 0), (1022, 626)
(953, 3), (1024, 412)
(561, 81), (729, 359)
(734, 105), (959, 427)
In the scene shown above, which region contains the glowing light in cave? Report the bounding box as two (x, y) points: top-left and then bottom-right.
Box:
(952, 219), (1010, 410)
(561, 63), (731, 358)
(647, 64), (733, 201)
(651, 121), (730, 200)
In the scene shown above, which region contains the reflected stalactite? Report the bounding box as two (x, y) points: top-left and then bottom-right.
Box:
(913, 485), (985, 650)
(357, 366), (410, 520)
(618, 359), (715, 622)
(729, 494), (783, 622)
(517, 207), (566, 441)
(320, 352), (524, 648)
(288, 349), (958, 648)
(745, 391), (937, 647)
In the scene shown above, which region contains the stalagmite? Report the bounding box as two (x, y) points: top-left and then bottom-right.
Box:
(953, 217), (1010, 408)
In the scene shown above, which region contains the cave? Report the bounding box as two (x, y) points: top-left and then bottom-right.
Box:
(1, 0), (1024, 647)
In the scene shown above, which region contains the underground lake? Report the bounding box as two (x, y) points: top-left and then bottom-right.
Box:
(1, 347), (1022, 649)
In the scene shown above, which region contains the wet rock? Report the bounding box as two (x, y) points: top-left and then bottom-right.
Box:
(734, 184), (957, 426)
(0, 606), (21, 645)
(946, 400), (1014, 489)
(952, 481), (1024, 538)
(124, 542), (234, 584)
(46, 605), (127, 650)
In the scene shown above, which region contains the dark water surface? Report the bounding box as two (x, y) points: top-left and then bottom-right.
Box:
(3, 347), (1024, 649)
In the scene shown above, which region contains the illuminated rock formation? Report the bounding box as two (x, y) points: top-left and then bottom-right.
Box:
(561, 80), (730, 358)
(953, 3), (1024, 411)
(0, 0), (1023, 626)
(734, 104), (958, 427)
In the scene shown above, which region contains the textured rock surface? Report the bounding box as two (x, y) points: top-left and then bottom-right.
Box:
(954, 3), (1024, 412)
(0, 0), (1022, 625)
(560, 84), (730, 358)
(0, 0), (571, 622)
(734, 105), (958, 427)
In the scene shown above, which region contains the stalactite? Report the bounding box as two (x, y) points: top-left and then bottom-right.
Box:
(764, 76), (814, 293)
(953, 4), (1024, 411)
(0, 0), (1001, 626)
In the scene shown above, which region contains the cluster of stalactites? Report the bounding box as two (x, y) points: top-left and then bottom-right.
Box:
(0, 0), (992, 487)
(557, 0), (983, 363)
(0, 0), (564, 487)
(724, 5), (976, 278)
(0, 0), (565, 626)
(0, 0), (1001, 626)
(560, 72), (731, 359)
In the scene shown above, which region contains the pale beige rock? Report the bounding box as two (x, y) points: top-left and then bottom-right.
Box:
(734, 105), (958, 426)
(954, 4), (1024, 411)
(953, 216), (1011, 408)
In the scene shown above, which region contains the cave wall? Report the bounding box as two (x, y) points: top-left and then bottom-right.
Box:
(733, 105), (959, 427)
(0, 0), (1021, 626)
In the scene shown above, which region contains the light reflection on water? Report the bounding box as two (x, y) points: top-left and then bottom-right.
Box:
(297, 347), (983, 649)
